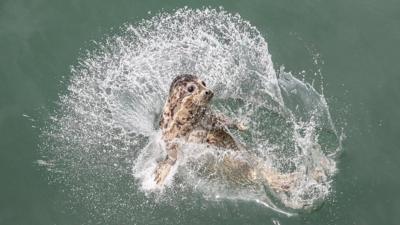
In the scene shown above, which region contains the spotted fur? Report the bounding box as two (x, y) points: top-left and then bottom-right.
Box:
(154, 74), (300, 193)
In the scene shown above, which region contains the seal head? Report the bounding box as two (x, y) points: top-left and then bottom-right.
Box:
(160, 74), (213, 136)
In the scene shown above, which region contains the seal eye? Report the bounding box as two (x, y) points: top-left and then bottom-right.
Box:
(202, 81), (206, 87)
(187, 85), (195, 93)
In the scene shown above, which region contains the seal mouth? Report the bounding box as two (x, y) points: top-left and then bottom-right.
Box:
(192, 91), (213, 106)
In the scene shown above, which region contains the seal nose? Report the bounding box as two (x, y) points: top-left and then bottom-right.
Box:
(205, 90), (213, 96)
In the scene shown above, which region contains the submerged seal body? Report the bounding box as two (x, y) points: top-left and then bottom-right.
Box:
(154, 74), (297, 192)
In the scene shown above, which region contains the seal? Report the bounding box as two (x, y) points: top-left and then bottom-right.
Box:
(154, 74), (300, 193)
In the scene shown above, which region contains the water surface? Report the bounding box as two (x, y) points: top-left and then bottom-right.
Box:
(1, 0), (400, 225)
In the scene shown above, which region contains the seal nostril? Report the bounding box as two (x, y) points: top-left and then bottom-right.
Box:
(205, 90), (213, 95)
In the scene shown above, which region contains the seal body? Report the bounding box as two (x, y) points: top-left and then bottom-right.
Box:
(154, 74), (248, 184)
(154, 74), (297, 192)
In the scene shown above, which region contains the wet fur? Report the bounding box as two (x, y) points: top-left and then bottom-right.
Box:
(154, 74), (297, 192)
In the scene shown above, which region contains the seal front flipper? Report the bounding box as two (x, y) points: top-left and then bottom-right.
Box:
(207, 112), (248, 132)
(154, 159), (174, 185)
(154, 142), (179, 186)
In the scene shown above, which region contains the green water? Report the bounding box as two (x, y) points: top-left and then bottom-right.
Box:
(1, 0), (400, 224)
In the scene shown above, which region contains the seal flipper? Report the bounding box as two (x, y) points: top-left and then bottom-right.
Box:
(154, 142), (179, 186)
(256, 183), (297, 217)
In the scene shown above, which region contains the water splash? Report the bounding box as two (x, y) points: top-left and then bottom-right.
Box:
(40, 7), (342, 221)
